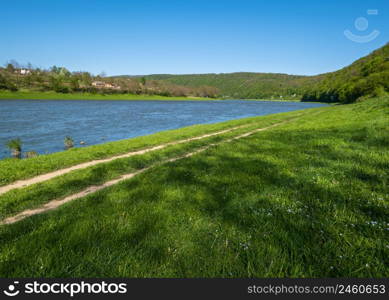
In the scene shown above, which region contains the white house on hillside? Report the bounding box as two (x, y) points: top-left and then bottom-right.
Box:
(18, 69), (31, 75)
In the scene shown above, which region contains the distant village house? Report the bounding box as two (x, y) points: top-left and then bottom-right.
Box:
(91, 81), (120, 90)
(16, 69), (31, 75)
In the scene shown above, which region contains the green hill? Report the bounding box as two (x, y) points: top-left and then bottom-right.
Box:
(124, 43), (388, 103)
(2, 43), (388, 102)
(302, 42), (389, 103)
(140, 72), (319, 100)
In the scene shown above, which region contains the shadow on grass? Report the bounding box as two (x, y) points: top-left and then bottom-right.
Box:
(0, 125), (387, 277)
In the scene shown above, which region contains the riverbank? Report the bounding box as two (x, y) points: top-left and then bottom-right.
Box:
(0, 90), (330, 103)
(0, 95), (387, 277)
(0, 90), (217, 101)
(0, 99), (325, 160)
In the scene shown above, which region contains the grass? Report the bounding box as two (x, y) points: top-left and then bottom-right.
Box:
(0, 121), (282, 220)
(0, 90), (216, 101)
(0, 110), (298, 186)
(0, 96), (388, 277)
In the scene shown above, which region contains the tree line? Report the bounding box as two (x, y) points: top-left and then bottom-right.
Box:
(1, 43), (388, 102)
(142, 43), (389, 103)
(0, 62), (219, 98)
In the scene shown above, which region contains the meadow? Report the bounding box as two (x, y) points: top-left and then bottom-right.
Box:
(0, 96), (387, 277)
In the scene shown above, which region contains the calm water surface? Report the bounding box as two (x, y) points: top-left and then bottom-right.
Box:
(0, 99), (326, 159)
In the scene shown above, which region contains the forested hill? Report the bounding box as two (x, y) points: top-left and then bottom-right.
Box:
(139, 72), (321, 100)
(302, 42), (389, 103)
(121, 42), (388, 103)
(1, 43), (387, 103)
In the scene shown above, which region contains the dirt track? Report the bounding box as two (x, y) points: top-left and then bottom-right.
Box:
(0, 125), (249, 196)
(0, 121), (288, 225)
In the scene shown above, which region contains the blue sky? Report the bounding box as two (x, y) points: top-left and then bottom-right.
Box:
(1, 0), (388, 75)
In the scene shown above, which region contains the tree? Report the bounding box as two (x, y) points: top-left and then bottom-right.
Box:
(6, 139), (22, 159)
(8, 59), (20, 69)
(0, 74), (9, 89)
(140, 77), (146, 86)
(51, 65), (60, 74)
(81, 72), (92, 86)
(5, 63), (15, 73)
(70, 77), (80, 91)
(0, 74), (18, 91)
(49, 76), (69, 93)
(64, 136), (74, 150)
(59, 67), (71, 77)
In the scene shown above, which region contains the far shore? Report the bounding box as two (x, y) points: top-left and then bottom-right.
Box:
(0, 91), (217, 101)
(0, 90), (329, 103)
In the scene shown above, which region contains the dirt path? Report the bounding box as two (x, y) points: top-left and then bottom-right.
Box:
(0, 125), (252, 196)
(0, 120), (289, 225)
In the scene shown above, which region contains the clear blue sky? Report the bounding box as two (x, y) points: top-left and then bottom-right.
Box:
(1, 0), (388, 76)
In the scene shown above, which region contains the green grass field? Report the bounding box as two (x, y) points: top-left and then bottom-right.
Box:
(0, 96), (388, 277)
(0, 90), (215, 101)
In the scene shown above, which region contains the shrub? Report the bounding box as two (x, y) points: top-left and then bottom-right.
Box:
(25, 151), (38, 158)
(6, 138), (22, 159)
(64, 136), (74, 150)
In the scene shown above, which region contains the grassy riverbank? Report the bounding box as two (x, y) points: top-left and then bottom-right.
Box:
(0, 90), (215, 101)
(0, 96), (388, 277)
(0, 113), (292, 186)
(0, 90), (307, 102)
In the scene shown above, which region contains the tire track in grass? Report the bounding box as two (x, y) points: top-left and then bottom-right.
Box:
(0, 119), (294, 225)
(0, 125), (251, 196)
